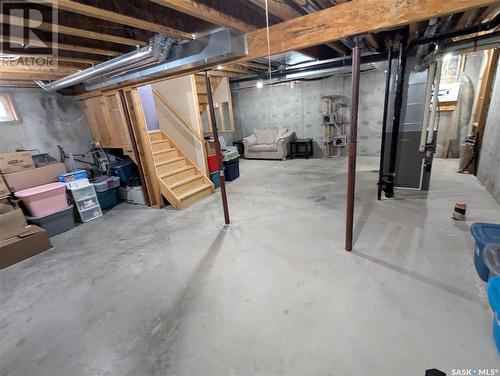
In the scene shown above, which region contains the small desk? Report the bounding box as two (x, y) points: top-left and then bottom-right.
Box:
(290, 138), (313, 159)
(233, 140), (245, 158)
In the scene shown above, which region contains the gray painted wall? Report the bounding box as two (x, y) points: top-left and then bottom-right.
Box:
(0, 88), (92, 159)
(231, 62), (387, 156)
(477, 60), (500, 204)
(0, 88), (92, 158)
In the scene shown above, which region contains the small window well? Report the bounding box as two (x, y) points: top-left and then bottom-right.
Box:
(0, 94), (20, 124)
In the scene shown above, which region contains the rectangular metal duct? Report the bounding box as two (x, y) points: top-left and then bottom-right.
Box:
(85, 29), (247, 91)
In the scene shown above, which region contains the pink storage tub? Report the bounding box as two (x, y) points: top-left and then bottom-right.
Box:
(16, 182), (68, 217)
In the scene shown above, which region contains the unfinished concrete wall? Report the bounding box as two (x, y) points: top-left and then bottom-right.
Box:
(0, 88), (92, 158)
(231, 62), (387, 157)
(477, 60), (500, 203)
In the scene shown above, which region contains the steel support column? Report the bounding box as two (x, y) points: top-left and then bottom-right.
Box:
(377, 40), (394, 200)
(385, 31), (408, 198)
(345, 45), (361, 252)
(205, 71), (230, 224)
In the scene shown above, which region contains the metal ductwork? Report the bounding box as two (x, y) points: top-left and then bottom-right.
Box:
(84, 29), (247, 91)
(36, 35), (177, 92)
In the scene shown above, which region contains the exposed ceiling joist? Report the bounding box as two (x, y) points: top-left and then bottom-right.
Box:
(479, 4), (500, 23)
(0, 13), (147, 47)
(42, 0), (192, 39)
(1, 35), (121, 56)
(455, 9), (478, 29)
(240, 0), (497, 62)
(247, 0), (302, 21)
(151, 0), (255, 32)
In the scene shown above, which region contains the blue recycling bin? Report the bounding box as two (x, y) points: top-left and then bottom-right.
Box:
(487, 276), (500, 354)
(470, 223), (500, 281)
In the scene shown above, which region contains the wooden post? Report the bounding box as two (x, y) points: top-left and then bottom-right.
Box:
(345, 44), (361, 252)
(205, 71), (230, 224)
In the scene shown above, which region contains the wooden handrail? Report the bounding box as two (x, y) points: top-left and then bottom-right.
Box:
(152, 89), (205, 142)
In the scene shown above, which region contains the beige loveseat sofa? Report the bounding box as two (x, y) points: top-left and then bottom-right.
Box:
(242, 128), (296, 160)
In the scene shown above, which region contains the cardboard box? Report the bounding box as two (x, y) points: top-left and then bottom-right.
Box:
(0, 225), (52, 269)
(3, 162), (66, 192)
(0, 198), (14, 214)
(0, 151), (35, 174)
(0, 175), (9, 198)
(0, 208), (29, 241)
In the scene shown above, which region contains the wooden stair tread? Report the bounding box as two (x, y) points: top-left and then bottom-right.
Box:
(155, 156), (186, 167)
(153, 148), (176, 155)
(148, 130), (161, 134)
(150, 139), (169, 145)
(159, 166), (194, 178)
(169, 175), (202, 189)
(178, 183), (212, 201)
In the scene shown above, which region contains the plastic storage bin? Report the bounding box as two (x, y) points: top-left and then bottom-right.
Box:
(26, 204), (75, 237)
(71, 185), (97, 201)
(15, 182), (68, 217)
(76, 196), (99, 211)
(96, 187), (119, 210)
(223, 158), (240, 181)
(209, 171), (220, 188)
(111, 160), (137, 184)
(207, 154), (219, 173)
(483, 243), (500, 279)
(79, 205), (103, 222)
(93, 176), (120, 192)
(471, 223), (500, 281)
(487, 276), (500, 354)
(58, 170), (87, 183)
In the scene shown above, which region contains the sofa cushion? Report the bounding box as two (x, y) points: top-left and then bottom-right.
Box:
(248, 144), (277, 152)
(254, 128), (276, 144)
(276, 127), (289, 141)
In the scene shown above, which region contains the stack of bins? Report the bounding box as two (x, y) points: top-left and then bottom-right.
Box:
(93, 176), (120, 210)
(71, 185), (102, 222)
(16, 182), (76, 236)
(207, 154), (220, 188)
(59, 171), (102, 223)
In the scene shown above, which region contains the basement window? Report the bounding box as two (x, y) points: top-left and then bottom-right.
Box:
(0, 94), (20, 124)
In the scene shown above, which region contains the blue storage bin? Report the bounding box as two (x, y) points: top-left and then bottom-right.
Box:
(470, 223), (500, 281)
(487, 276), (500, 354)
(223, 158), (239, 181)
(209, 171), (220, 189)
(96, 187), (119, 210)
(111, 160), (137, 184)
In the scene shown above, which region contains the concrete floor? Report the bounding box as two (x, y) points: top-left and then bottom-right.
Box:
(1, 157), (499, 376)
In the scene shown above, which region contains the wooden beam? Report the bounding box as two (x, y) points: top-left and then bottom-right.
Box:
(455, 9), (477, 29)
(151, 0), (254, 32)
(239, 0), (498, 62)
(1, 35), (121, 56)
(479, 4), (500, 23)
(247, 0), (302, 21)
(43, 0), (192, 39)
(363, 33), (381, 51)
(0, 79), (38, 87)
(80, 0), (498, 91)
(0, 13), (147, 47)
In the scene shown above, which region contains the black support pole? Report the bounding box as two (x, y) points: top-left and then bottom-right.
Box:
(205, 71), (230, 225)
(345, 44), (361, 252)
(377, 39), (394, 200)
(385, 31), (408, 198)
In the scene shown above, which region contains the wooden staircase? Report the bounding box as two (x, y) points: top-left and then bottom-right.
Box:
(149, 129), (215, 209)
